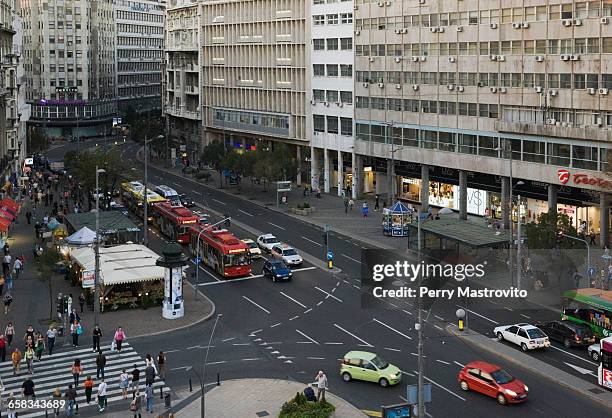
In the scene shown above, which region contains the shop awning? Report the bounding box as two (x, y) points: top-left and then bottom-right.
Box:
(1, 198), (19, 213)
(0, 217), (10, 232)
(0, 208), (15, 222)
(71, 244), (165, 286)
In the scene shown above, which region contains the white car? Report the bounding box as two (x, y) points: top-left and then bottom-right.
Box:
(493, 323), (550, 351)
(257, 234), (281, 253)
(242, 238), (262, 258)
(271, 244), (303, 266)
(588, 343), (600, 361)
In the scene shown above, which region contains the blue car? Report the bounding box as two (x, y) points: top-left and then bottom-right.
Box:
(263, 259), (292, 282)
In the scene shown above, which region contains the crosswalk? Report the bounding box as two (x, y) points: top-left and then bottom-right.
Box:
(0, 343), (170, 417)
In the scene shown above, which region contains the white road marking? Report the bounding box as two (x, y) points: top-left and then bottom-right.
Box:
(317, 301), (323, 306)
(454, 361), (465, 368)
(412, 371), (466, 401)
(212, 198), (226, 206)
(267, 222), (286, 230)
(550, 345), (597, 364)
(270, 323), (282, 328)
(207, 361), (227, 365)
(341, 253), (362, 264)
(436, 359), (451, 365)
(307, 357), (326, 360)
(241, 358), (261, 361)
(434, 315), (445, 321)
(302, 236), (323, 247)
(164, 349), (180, 353)
(410, 353), (426, 357)
(238, 209), (254, 217)
(455, 305), (499, 325)
(333, 323), (373, 347)
(192, 190), (203, 195)
(303, 308), (313, 314)
(289, 315), (299, 321)
(221, 337), (235, 342)
(504, 306), (514, 311)
(351, 285), (360, 290)
(242, 296), (271, 314)
(296, 329), (320, 345)
(172, 182), (181, 187)
(434, 325), (444, 331)
(250, 329), (263, 335)
(373, 318), (413, 340)
(384, 347), (401, 352)
(402, 309), (413, 316)
(232, 343), (251, 346)
(171, 366), (190, 371)
(186, 345), (201, 350)
(190, 260), (221, 282)
(324, 342), (343, 345)
(520, 313), (531, 319)
(315, 286), (343, 302)
(279, 291), (308, 309)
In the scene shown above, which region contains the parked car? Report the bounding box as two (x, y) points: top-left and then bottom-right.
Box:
(179, 194), (196, 208)
(262, 259), (292, 282)
(257, 234), (281, 253)
(242, 238), (262, 258)
(536, 320), (596, 348)
(271, 244), (303, 266)
(493, 323), (550, 351)
(458, 361), (528, 405)
(588, 343), (600, 361)
(340, 351), (401, 387)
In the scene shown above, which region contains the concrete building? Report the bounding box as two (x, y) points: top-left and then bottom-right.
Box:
(11, 0), (30, 174)
(115, 0), (165, 116)
(21, 0), (117, 139)
(0, 0), (19, 173)
(163, 0), (202, 162)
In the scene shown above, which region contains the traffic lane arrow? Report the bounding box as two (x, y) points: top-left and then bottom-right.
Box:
(563, 362), (597, 377)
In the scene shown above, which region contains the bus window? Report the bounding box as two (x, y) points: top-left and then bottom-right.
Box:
(224, 253), (249, 267)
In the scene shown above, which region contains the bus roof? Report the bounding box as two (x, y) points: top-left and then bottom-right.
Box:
(189, 225), (248, 252)
(602, 336), (612, 352)
(153, 201), (198, 224)
(563, 288), (612, 312)
(155, 185), (179, 196)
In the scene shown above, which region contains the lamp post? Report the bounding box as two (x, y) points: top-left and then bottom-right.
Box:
(143, 134), (164, 247)
(94, 167), (106, 325)
(193, 217), (231, 298)
(513, 182), (525, 290)
(560, 233), (591, 283)
(416, 208), (425, 417)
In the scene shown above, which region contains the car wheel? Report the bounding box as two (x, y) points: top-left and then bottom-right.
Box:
(521, 343), (528, 352)
(563, 338), (572, 348)
(379, 378), (389, 388)
(496, 332), (504, 342)
(591, 351), (600, 362)
(460, 380), (469, 391)
(497, 393), (507, 405)
(342, 372), (351, 382)
(272, 276), (277, 283)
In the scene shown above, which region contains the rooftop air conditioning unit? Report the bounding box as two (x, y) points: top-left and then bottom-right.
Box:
(447, 84), (455, 90)
(550, 90), (558, 96)
(490, 87), (497, 93)
(355, 30), (361, 36)
(401, 28), (408, 34)
(419, 56), (427, 61)
(500, 87), (507, 93)
(430, 27), (437, 33)
(574, 19), (582, 26)
(448, 56), (456, 63)
(377, 1), (383, 6)
(354, 5), (359, 10)
(522, 22), (529, 28)
(534, 86), (543, 93)
(490, 54), (497, 61)
(560, 54), (570, 61)
(419, 0), (425, 4)
(562, 19), (572, 26)
(438, 27), (445, 33)
(457, 85), (464, 92)
(395, 84), (401, 89)
(512, 22), (521, 29)
(378, 82), (385, 88)
(497, 55), (506, 61)
(587, 88), (596, 95)
(457, 26), (463, 32)
(570, 54), (580, 61)
(412, 56), (419, 62)
(599, 88), (609, 95)
(395, 56), (402, 62)
(412, 84), (419, 91)
(362, 82), (369, 88)
(369, 56), (375, 62)
(490, 23), (498, 29)
(535, 55), (544, 62)
(385, 1), (392, 5)
(601, 17), (609, 24)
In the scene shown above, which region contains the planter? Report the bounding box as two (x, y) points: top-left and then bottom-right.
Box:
(291, 207), (315, 215)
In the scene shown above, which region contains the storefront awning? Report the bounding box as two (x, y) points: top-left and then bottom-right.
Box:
(0, 208), (15, 222)
(71, 244), (165, 286)
(0, 217), (10, 232)
(1, 198), (19, 214)
(410, 217), (511, 248)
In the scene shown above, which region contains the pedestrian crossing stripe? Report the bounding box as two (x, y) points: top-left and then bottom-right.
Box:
(0, 343), (170, 417)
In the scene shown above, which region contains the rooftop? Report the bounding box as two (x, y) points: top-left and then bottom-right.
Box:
(65, 211), (140, 235)
(409, 217), (511, 248)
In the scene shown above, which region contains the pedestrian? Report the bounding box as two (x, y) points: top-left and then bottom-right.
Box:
(349, 198), (354, 211)
(145, 353), (154, 368)
(22, 376), (35, 400)
(34, 222), (41, 239)
(97, 378), (108, 412)
(25, 345), (34, 374)
(25, 211), (31, 224)
(5, 271), (13, 292)
(157, 351), (166, 379)
(96, 350), (106, 379)
(32, 243), (39, 260)
(11, 348), (21, 375)
(362, 202), (369, 218)
(130, 389), (143, 418)
(46, 325), (57, 355)
(3, 242), (9, 255)
(67, 294), (73, 314)
(131, 364), (141, 393)
(120, 369), (130, 399)
(65, 384), (77, 416)
(145, 384), (154, 413)
(375, 194), (380, 211)
(7, 391), (17, 418)
(3, 252), (12, 276)
(79, 292), (85, 313)
(315, 370), (328, 402)
(69, 308), (80, 325)
(114, 326), (126, 353)
(316, 188), (321, 198)
(590, 230), (597, 245)
(3, 292), (12, 314)
(5, 322), (14, 346)
(92, 324), (102, 352)
(84, 375), (95, 403)
(0, 334), (6, 362)
(145, 362), (156, 386)
(71, 320), (82, 347)
(71, 359), (82, 386)
(34, 332), (45, 361)
(0, 274), (5, 295)
(573, 269), (583, 289)
(52, 388), (62, 416)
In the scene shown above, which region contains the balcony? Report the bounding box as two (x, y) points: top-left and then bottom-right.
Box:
(164, 105), (201, 120)
(494, 120), (612, 142)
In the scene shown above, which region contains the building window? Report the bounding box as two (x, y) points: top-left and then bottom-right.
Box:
(313, 115), (325, 132)
(326, 38), (338, 50)
(340, 38), (352, 50)
(458, 134), (477, 154)
(341, 13), (353, 24)
(327, 116), (339, 134)
(340, 91), (352, 104)
(340, 118), (352, 136)
(340, 64), (352, 77)
(313, 64), (325, 76)
(547, 143), (570, 166)
(572, 145), (598, 170)
(313, 15), (325, 25)
(326, 90), (339, 102)
(313, 89), (325, 101)
(326, 64), (338, 76)
(523, 140), (546, 163)
(478, 136), (499, 157)
(313, 39), (325, 50)
(327, 14), (339, 25)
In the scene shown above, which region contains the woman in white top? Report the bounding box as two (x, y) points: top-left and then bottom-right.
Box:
(119, 369), (130, 399)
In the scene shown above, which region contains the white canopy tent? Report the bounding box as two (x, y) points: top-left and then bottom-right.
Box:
(71, 244), (165, 286)
(65, 227), (97, 246)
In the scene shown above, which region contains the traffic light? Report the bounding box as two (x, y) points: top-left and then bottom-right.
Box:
(224, 217), (231, 228)
(323, 233), (328, 246)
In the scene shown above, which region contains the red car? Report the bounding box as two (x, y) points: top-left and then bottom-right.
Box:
(457, 361), (528, 405)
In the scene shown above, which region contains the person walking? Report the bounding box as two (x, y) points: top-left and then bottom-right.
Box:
(145, 362), (156, 387)
(92, 324), (102, 352)
(11, 348), (21, 375)
(119, 369), (130, 399)
(114, 326), (126, 353)
(145, 384), (154, 413)
(22, 377), (35, 400)
(348, 198), (354, 211)
(65, 384), (77, 417)
(34, 332), (45, 361)
(13, 257), (22, 280)
(25, 210), (32, 224)
(46, 325), (57, 355)
(3, 252), (12, 277)
(0, 334), (6, 362)
(70, 320), (82, 347)
(25, 345), (34, 374)
(375, 194), (380, 211)
(69, 308), (80, 325)
(5, 322), (14, 346)
(157, 351), (166, 379)
(7, 391), (17, 418)
(79, 293), (85, 313)
(3, 292), (12, 314)
(315, 370), (328, 402)
(131, 364), (141, 393)
(23, 324), (35, 349)
(362, 202), (369, 218)
(344, 197), (349, 214)
(52, 388), (62, 416)
(71, 359), (82, 386)
(130, 389), (143, 418)
(97, 378), (108, 412)
(84, 375), (95, 403)
(96, 350), (106, 379)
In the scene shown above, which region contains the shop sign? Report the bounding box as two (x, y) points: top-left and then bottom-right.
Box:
(558, 169), (612, 190)
(82, 270), (95, 289)
(402, 178), (420, 185)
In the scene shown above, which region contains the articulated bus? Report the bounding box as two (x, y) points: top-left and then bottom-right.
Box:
(120, 181), (167, 221)
(597, 336), (612, 390)
(152, 201), (199, 244)
(189, 225), (251, 278)
(562, 288), (612, 338)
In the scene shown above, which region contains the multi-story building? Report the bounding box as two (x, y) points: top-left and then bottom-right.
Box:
(21, 0), (117, 139)
(115, 0), (165, 115)
(163, 0), (202, 161)
(0, 0), (19, 172)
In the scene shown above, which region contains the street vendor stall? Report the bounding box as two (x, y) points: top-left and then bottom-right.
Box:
(383, 201), (414, 237)
(70, 244), (165, 311)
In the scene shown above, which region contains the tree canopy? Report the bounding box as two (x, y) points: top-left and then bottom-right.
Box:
(524, 211), (582, 249)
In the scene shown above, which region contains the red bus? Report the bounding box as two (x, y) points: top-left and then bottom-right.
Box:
(152, 201), (199, 244)
(597, 336), (612, 390)
(189, 225), (251, 278)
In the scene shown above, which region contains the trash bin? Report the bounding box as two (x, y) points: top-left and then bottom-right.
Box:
(164, 393), (171, 407)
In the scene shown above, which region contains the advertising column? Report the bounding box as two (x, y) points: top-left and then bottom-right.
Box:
(156, 243), (188, 320)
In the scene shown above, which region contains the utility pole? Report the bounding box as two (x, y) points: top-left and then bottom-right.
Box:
(517, 193), (522, 291)
(416, 208), (425, 417)
(94, 167), (105, 325)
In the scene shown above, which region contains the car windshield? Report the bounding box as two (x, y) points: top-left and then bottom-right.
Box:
(491, 369), (514, 384)
(526, 328), (547, 339)
(271, 260), (287, 269)
(265, 238), (279, 244)
(246, 242), (258, 248)
(370, 356), (389, 370)
(283, 249), (298, 256)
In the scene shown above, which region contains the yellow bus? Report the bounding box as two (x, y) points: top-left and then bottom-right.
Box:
(120, 181), (167, 221)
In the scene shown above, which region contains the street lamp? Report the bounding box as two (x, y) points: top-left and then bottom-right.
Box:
(143, 134), (164, 247)
(94, 167), (106, 325)
(514, 181), (525, 290)
(193, 217), (231, 298)
(559, 233), (591, 285)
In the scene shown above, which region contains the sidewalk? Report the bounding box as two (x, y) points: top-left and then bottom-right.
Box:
(174, 378), (367, 418)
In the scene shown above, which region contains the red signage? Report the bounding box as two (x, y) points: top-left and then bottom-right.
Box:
(557, 169), (570, 184)
(557, 169), (612, 190)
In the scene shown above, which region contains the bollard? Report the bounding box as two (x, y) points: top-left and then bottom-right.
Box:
(160, 386), (163, 399)
(217, 372), (220, 386)
(328, 260), (333, 269)
(458, 319), (464, 331)
(189, 378), (193, 392)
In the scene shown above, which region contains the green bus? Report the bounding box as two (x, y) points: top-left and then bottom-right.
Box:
(562, 288), (612, 338)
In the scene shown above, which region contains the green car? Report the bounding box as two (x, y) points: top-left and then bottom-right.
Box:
(340, 351), (402, 387)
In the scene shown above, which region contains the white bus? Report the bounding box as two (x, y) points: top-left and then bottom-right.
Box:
(154, 185), (181, 205)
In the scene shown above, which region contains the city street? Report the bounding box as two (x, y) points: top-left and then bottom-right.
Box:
(41, 140), (612, 416)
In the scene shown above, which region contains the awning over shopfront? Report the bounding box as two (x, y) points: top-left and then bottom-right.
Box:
(66, 227), (96, 246)
(0, 217), (11, 232)
(0, 208), (15, 222)
(1, 197), (19, 213)
(71, 244), (165, 286)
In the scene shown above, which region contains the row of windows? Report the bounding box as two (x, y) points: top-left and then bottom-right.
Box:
(47, 65), (84, 73)
(313, 64), (353, 77)
(313, 90), (353, 104)
(356, 97), (499, 118)
(117, 50), (162, 59)
(116, 10), (164, 23)
(354, 123), (603, 171)
(117, 24), (163, 35)
(313, 0), (351, 4)
(47, 21), (82, 30)
(45, 5), (82, 16)
(313, 13), (353, 26)
(118, 74), (161, 85)
(313, 38), (353, 51)
(356, 38), (612, 57)
(356, 71), (612, 90)
(118, 62), (161, 72)
(313, 115), (354, 136)
(117, 37), (163, 48)
(355, 1), (612, 28)
(214, 109), (290, 131)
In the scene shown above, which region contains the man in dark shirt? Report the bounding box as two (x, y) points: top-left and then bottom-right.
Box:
(96, 350), (106, 379)
(131, 365), (141, 393)
(65, 384), (78, 416)
(145, 364), (156, 387)
(22, 378), (35, 400)
(304, 384), (316, 402)
(92, 325), (102, 352)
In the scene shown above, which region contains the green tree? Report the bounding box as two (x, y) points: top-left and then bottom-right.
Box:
(270, 143), (297, 181)
(524, 211), (581, 249)
(201, 141), (227, 188)
(37, 247), (64, 321)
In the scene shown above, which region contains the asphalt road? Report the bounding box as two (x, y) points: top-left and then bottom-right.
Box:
(45, 141), (611, 417)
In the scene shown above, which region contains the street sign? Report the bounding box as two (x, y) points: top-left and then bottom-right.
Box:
(195, 256), (202, 266)
(381, 403), (410, 418)
(327, 250), (334, 261)
(324, 224), (331, 232)
(277, 181), (291, 192)
(82, 270), (95, 289)
(406, 383), (432, 405)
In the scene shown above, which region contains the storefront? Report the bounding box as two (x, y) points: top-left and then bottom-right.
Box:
(400, 178), (488, 216)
